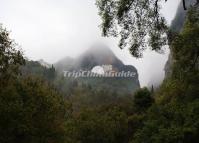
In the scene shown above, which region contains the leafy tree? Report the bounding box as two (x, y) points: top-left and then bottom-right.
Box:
(0, 76), (69, 143)
(132, 7), (199, 143)
(21, 61), (56, 81)
(96, 0), (198, 57)
(133, 87), (154, 112)
(172, 7), (199, 77)
(96, 0), (167, 57)
(44, 64), (56, 81)
(65, 107), (129, 143)
(0, 25), (70, 143)
(0, 25), (25, 85)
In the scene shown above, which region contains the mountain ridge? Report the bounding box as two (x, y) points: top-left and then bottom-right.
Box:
(55, 44), (137, 73)
(54, 44), (140, 94)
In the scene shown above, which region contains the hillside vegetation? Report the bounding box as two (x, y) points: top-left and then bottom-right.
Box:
(0, 4), (198, 143)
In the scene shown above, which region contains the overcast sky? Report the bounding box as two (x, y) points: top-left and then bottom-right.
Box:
(0, 0), (181, 87)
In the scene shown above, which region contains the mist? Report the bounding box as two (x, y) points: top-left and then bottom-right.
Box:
(0, 0), (181, 87)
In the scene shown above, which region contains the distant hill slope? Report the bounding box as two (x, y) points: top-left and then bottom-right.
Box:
(21, 44), (140, 95)
(21, 60), (56, 81)
(54, 44), (140, 95)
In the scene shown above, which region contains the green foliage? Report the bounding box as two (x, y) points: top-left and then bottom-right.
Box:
(172, 7), (199, 77)
(96, 0), (168, 57)
(96, 0), (198, 58)
(0, 76), (69, 143)
(133, 87), (154, 113)
(0, 25), (25, 84)
(133, 100), (199, 143)
(0, 3), (199, 143)
(0, 25), (70, 143)
(131, 7), (199, 143)
(65, 106), (129, 143)
(21, 61), (56, 81)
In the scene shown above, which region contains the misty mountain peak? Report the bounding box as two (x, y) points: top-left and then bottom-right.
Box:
(55, 43), (138, 75)
(80, 43), (116, 61)
(54, 43), (140, 94)
(76, 44), (123, 69)
(87, 43), (114, 55)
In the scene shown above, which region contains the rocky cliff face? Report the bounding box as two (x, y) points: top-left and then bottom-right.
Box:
(164, 0), (197, 77)
(55, 44), (140, 94)
(170, 0), (196, 32)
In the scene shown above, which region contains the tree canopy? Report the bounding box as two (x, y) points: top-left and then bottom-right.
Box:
(96, 0), (197, 57)
(0, 25), (25, 84)
(0, 25), (69, 143)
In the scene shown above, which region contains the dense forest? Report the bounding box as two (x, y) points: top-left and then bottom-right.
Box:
(0, 1), (199, 143)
